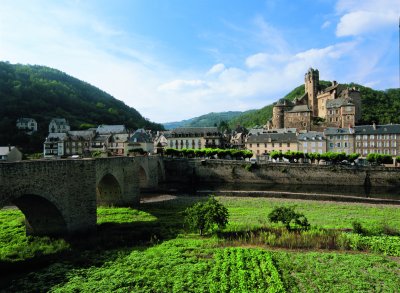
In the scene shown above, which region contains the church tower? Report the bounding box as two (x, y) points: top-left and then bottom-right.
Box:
(304, 68), (319, 117)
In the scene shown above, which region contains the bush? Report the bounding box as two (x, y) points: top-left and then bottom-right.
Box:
(268, 206), (310, 231)
(184, 196), (229, 235)
(366, 153), (393, 165)
(352, 221), (366, 235)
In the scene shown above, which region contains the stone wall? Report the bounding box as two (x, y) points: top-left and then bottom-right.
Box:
(163, 158), (400, 188)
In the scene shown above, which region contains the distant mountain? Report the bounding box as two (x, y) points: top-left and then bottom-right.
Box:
(0, 61), (164, 153)
(163, 111), (250, 129)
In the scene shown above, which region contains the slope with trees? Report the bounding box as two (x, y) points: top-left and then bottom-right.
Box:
(0, 61), (164, 152)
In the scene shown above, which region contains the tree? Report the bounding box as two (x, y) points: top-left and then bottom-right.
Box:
(268, 206), (310, 231)
(184, 196), (229, 235)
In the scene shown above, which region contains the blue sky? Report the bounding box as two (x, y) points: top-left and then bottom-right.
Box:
(1, 0), (399, 123)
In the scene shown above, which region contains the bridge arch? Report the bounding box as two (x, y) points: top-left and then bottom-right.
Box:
(1, 192), (67, 236)
(96, 172), (123, 205)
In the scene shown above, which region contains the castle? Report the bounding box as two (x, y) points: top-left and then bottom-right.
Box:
(270, 68), (361, 131)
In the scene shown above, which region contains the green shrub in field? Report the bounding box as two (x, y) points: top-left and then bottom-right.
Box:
(184, 196), (229, 235)
(352, 221), (366, 235)
(268, 206), (310, 231)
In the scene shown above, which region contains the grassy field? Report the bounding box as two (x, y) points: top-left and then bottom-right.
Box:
(1, 196), (400, 292)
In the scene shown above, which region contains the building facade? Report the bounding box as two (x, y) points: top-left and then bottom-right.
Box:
(354, 124), (400, 157)
(324, 127), (355, 154)
(245, 132), (298, 157)
(167, 127), (223, 149)
(44, 133), (67, 158)
(297, 132), (326, 154)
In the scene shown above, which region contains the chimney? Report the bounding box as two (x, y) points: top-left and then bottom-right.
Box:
(8, 144), (11, 152)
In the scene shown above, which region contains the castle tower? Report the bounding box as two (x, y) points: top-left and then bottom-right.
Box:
(272, 99), (289, 129)
(304, 68), (319, 117)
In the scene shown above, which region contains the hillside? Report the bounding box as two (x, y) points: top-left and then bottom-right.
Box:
(163, 111), (249, 129)
(0, 61), (164, 153)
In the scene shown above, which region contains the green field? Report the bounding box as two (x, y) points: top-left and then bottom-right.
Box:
(1, 196), (400, 292)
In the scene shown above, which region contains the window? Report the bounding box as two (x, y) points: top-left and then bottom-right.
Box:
(249, 144), (252, 148)
(344, 142), (348, 147)
(363, 135), (368, 140)
(329, 143), (334, 148)
(279, 143), (282, 147)
(287, 143), (290, 147)
(343, 135), (348, 140)
(318, 142), (323, 147)
(257, 143), (260, 147)
(304, 142), (308, 147)
(264, 143), (267, 147)
(336, 142), (341, 147)
(272, 143), (274, 147)
(311, 142), (316, 147)
(356, 135), (361, 140)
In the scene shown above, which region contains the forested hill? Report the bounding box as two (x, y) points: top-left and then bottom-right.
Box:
(0, 61), (164, 152)
(163, 111), (250, 129)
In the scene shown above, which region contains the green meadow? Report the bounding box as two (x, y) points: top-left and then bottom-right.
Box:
(1, 196), (400, 292)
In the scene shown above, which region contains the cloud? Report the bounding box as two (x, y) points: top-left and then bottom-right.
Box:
(207, 63), (226, 75)
(158, 79), (207, 92)
(336, 11), (398, 37)
(335, 0), (400, 37)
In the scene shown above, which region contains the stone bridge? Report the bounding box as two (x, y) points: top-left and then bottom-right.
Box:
(0, 156), (165, 236)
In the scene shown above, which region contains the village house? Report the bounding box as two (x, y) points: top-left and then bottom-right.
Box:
(43, 133), (67, 158)
(354, 124), (400, 157)
(109, 133), (130, 156)
(64, 130), (96, 157)
(0, 146), (22, 162)
(16, 118), (37, 134)
(128, 129), (154, 154)
(245, 132), (298, 157)
(324, 127), (355, 154)
(153, 131), (170, 153)
(297, 132), (326, 154)
(167, 127), (223, 149)
(49, 118), (70, 133)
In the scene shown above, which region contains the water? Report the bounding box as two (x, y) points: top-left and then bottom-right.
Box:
(158, 182), (400, 201)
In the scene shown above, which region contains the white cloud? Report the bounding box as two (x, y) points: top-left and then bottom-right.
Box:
(335, 0), (400, 37)
(336, 11), (398, 37)
(158, 79), (207, 92)
(207, 63), (226, 75)
(245, 53), (289, 69)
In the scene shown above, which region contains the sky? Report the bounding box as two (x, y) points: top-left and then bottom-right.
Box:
(0, 0), (399, 123)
